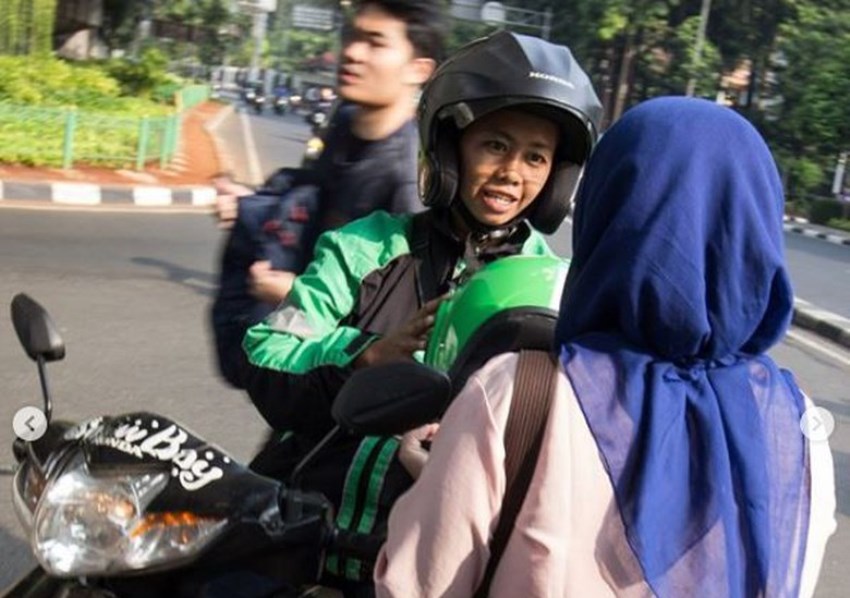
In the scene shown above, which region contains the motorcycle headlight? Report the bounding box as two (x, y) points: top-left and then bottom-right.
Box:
(13, 459), (47, 531)
(32, 454), (227, 576)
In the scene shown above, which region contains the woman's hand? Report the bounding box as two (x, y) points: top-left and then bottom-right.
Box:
(354, 296), (445, 367)
(398, 423), (440, 479)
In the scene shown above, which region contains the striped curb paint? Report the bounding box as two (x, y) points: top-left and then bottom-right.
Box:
(783, 224), (850, 247)
(793, 298), (850, 350)
(0, 180), (215, 207)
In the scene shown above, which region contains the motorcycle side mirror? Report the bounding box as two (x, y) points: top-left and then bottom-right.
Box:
(10, 293), (63, 427)
(332, 362), (451, 436)
(11, 294), (65, 363)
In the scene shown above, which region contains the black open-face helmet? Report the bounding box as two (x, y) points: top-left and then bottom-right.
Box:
(418, 31), (603, 234)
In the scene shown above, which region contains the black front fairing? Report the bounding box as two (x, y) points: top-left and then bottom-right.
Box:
(75, 412), (279, 520)
(18, 413), (334, 583)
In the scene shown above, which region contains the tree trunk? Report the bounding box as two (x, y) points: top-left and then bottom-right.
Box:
(598, 46), (616, 130)
(612, 26), (637, 123)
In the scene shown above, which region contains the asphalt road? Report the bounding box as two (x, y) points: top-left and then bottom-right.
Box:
(216, 99), (313, 185)
(785, 232), (850, 320)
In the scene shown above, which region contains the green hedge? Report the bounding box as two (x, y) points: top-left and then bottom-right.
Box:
(0, 103), (179, 168)
(0, 54), (196, 168)
(808, 199), (844, 225)
(827, 218), (850, 233)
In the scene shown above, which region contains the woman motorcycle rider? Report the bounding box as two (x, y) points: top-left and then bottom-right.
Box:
(234, 31), (603, 591)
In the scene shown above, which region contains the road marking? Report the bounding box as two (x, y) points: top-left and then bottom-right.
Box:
(133, 186), (173, 206)
(239, 110), (263, 185)
(52, 182), (101, 205)
(785, 328), (850, 368)
(0, 200), (212, 215)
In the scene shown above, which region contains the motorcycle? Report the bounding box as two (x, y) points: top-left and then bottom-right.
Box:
(3, 294), (450, 597)
(300, 100), (341, 168)
(273, 95), (289, 116)
(301, 125), (325, 168)
(304, 100), (334, 128)
(250, 93), (266, 115)
(243, 87), (265, 115)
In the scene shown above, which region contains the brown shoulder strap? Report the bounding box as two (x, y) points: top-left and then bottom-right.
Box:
(474, 350), (558, 597)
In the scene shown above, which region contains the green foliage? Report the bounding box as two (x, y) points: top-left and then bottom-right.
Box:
(0, 54), (179, 167)
(808, 199), (844, 224)
(101, 0), (237, 65)
(269, 28), (335, 71)
(105, 48), (178, 98)
(770, 3), (850, 157)
(775, 154), (827, 201)
(446, 20), (498, 54)
(826, 217), (850, 232)
(0, 55), (121, 107)
(151, 81), (185, 104)
(635, 15), (722, 99)
(0, 0), (56, 56)
(785, 198), (807, 217)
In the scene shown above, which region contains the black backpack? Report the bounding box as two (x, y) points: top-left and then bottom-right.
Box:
(210, 177), (321, 388)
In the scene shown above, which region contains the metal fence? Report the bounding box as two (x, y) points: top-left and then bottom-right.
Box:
(0, 85), (210, 170)
(176, 84), (211, 112)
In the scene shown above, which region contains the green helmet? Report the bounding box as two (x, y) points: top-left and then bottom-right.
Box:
(425, 255), (569, 392)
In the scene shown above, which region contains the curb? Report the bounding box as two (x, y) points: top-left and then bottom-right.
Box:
(0, 103), (237, 209)
(205, 103), (236, 177)
(793, 299), (850, 350)
(0, 178), (215, 208)
(783, 224), (850, 247)
(782, 215), (850, 247)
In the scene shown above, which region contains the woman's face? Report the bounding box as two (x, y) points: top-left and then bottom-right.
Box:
(458, 109), (559, 227)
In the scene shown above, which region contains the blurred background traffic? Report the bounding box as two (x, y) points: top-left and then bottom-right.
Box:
(0, 0), (848, 226)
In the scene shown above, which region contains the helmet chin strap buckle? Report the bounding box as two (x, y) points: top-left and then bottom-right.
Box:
(455, 217), (518, 287)
(452, 201), (520, 239)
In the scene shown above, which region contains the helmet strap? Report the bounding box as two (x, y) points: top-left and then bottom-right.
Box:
(451, 200), (520, 240)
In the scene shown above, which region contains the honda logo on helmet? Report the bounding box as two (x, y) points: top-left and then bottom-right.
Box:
(528, 71), (575, 89)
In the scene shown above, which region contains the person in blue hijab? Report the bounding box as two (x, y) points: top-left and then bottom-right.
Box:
(375, 96), (834, 598)
(557, 96), (836, 597)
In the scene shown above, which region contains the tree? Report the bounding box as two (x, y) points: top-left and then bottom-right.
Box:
(102, 0), (238, 64)
(767, 0), (850, 199)
(0, 0), (57, 56)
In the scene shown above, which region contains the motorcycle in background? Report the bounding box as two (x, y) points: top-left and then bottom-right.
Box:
(273, 94), (289, 115)
(300, 100), (341, 167)
(243, 85), (266, 115)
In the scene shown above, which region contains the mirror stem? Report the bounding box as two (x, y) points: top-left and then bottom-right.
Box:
(36, 356), (53, 425)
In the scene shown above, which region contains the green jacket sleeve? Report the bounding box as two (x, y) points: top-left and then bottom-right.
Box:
(244, 211), (412, 374)
(238, 212), (412, 432)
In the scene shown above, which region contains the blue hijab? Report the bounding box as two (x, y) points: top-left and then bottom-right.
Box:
(557, 98), (810, 596)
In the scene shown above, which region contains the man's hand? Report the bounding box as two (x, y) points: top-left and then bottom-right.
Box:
(248, 260), (296, 305)
(213, 175), (253, 229)
(355, 296), (445, 368)
(398, 423), (440, 479)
